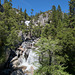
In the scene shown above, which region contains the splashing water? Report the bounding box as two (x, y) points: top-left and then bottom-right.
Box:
(17, 40), (40, 74)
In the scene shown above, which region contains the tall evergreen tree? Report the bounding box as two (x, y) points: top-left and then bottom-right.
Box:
(52, 5), (58, 28)
(69, 0), (75, 17)
(29, 9), (34, 38)
(57, 5), (62, 20)
(20, 8), (22, 12)
(9, 0), (12, 6)
(69, 0), (75, 28)
(31, 9), (34, 15)
(31, 9), (34, 19)
(24, 8), (27, 20)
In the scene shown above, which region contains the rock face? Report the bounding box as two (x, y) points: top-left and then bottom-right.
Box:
(18, 31), (31, 42)
(33, 10), (52, 26)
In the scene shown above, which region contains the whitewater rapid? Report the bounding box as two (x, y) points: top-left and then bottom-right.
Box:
(17, 39), (40, 74)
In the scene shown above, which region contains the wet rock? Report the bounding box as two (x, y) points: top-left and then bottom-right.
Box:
(4, 50), (17, 69)
(11, 69), (24, 75)
(27, 46), (32, 49)
(12, 60), (19, 67)
(24, 53), (29, 60)
(10, 56), (18, 63)
(18, 66), (27, 72)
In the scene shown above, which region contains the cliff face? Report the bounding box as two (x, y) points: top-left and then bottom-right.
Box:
(33, 10), (52, 26)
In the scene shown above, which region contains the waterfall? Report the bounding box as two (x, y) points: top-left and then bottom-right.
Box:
(16, 38), (40, 74)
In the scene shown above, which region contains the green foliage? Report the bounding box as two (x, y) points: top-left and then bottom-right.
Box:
(69, 0), (75, 17)
(0, 1), (75, 75)
(43, 13), (46, 18)
(57, 5), (62, 20)
(31, 9), (34, 15)
(34, 2), (75, 75)
(0, 2), (27, 63)
(23, 8), (30, 20)
(41, 24), (57, 39)
(51, 5), (58, 28)
(69, 0), (75, 28)
(32, 23), (42, 37)
(35, 38), (71, 75)
(20, 8), (22, 12)
(57, 28), (75, 74)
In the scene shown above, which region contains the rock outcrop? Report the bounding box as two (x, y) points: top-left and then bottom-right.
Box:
(33, 10), (52, 26)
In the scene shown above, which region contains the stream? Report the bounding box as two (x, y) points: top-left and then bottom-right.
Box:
(10, 38), (40, 75)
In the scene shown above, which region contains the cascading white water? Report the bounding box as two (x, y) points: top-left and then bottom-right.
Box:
(17, 39), (40, 74)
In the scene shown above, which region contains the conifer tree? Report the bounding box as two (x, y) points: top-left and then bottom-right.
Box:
(24, 8), (27, 20)
(69, 0), (75, 17)
(9, 0), (12, 6)
(20, 8), (22, 12)
(69, 0), (75, 28)
(52, 5), (58, 28)
(57, 5), (62, 20)
(31, 9), (34, 15)
(62, 0), (75, 74)
(29, 9), (34, 38)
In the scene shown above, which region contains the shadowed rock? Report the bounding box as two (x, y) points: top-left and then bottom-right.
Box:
(11, 69), (24, 75)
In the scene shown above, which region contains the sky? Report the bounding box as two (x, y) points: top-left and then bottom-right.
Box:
(1, 0), (70, 16)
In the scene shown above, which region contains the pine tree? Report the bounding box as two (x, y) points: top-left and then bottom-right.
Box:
(69, 0), (75, 17)
(24, 8), (27, 20)
(62, 0), (75, 74)
(52, 5), (58, 28)
(34, 38), (70, 75)
(69, 0), (75, 28)
(20, 8), (22, 12)
(9, 0), (12, 6)
(31, 9), (34, 15)
(29, 9), (34, 38)
(57, 5), (62, 20)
